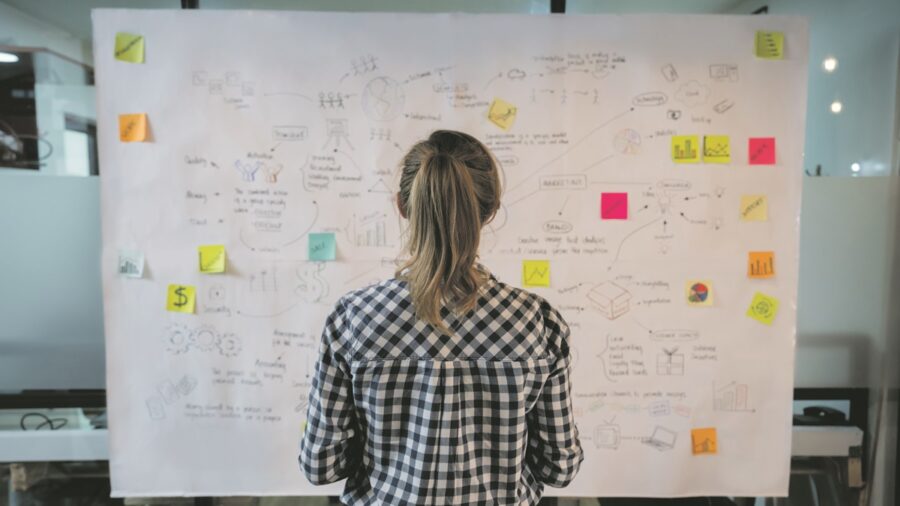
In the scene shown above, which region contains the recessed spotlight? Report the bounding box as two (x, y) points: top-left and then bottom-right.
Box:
(822, 57), (838, 72)
(830, 101), (843, 114)
(0, 52), (19, 63)
(850, 162), (861, 173)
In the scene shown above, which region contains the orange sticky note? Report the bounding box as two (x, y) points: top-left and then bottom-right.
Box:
(748, 251), (775, 279)
(691, 427), (717, 455)
(119, 113), (148, 142)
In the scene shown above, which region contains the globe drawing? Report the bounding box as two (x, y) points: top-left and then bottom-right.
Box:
(361, 77), (405, 121)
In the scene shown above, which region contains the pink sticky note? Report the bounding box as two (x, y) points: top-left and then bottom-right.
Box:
(749, 137), (776, 165)
(601, 193), (628, 220)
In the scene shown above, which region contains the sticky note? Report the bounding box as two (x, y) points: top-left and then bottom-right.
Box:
(755, 31), (784, 60)
(685, 280), (713, 306)
(749, 137), (776, 165)
(601, 192), (628, 220)
(691, 427), (717, 455)
(748, 251), (775, 278)
(198, 245), (226, 273)
(746, 292), (779, 325)
(487, 98), (517, 131)
(166, 284), (196, 313)
(522, 260), (550, 287)
(117, 250), (144, 278)
(703, 135), (730, 163)
(302, 420), (308, 433)
(119, 113), (148, 142)
(671, 135), (699, 163)
(308, 233), (336, 261)
(740, 195), (768, 221)
(114, 32), (144, 63)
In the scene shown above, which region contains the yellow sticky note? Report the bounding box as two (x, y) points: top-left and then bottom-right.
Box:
(198, 245), (226, 273)
(703, 135), (730, 163)
(671, 135), (700, 163)
(114, 32), (145, 63)
(488, 98), (517, 131)
(746, 292), (779, 325)
(691, 427), (717, 455)
(755, 31), (784, 60)
(522, 260), (550, 287)
(166, 284), (196, 313)
(740, 195), (768, 221)
(119, 113), (148, 142)
(685, 280), (713, 307)
(302, 420), (308, 433)
(748, 251), (775, 279)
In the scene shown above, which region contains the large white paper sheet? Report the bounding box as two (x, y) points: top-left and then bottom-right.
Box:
(94, 9), (807, 497)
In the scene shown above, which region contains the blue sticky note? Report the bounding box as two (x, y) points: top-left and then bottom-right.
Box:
(308, 233), (336, 261)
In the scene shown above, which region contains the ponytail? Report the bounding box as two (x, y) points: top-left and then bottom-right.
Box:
(396, 130), (501, 330)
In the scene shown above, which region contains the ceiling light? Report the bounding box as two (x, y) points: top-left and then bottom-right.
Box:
(850, 162), (861, 173)
(0, 52), (19, 63)
(830, 101), (843, 114)
(822, 57), (838, 72)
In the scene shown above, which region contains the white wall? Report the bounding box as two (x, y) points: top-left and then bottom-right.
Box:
(0, 1), (90, 64)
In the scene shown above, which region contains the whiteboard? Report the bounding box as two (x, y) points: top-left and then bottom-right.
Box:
(94, 10), (807, 497)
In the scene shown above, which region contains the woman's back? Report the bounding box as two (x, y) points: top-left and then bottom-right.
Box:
(299, 130), (582, 504)
(300, 271), (583, 505)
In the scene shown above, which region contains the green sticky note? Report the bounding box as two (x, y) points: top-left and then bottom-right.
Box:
(198, 245), (226, 273)
(746, 292), (779, 325)
(755, 31), (784, 60)
(308, 233), (336, 261)
(115, 32), (145, 63)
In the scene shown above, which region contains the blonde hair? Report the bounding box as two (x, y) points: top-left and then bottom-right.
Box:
(396, 130), (501, 330)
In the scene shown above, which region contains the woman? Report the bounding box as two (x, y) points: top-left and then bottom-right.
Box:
(300, 130), (583, 505)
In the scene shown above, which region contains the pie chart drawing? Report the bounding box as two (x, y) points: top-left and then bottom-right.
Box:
(613, 128), (642, 155)
(687, 281), (712, 306)
(361, 77), (405, 121)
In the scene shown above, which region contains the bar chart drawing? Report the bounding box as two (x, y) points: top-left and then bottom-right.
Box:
(673, 139), (696, 161)
(714, 381), (755, 412)
(748, 251), (775, 278)
(352, 213), (388, 247)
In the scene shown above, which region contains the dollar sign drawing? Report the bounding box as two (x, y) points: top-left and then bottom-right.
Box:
(173, 286), (189, 307)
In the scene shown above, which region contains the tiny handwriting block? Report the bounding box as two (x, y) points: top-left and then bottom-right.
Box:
(749, 137), (776, 165)
(114, 32), (144, 63)
(119, 113), (148, 142)
(671, 135), (700, 163)
(755, 31), (784, 60)
(685, 280), (714, 307)
(600, 192), (628, 220)
(117, 250), (144, 278)
(740, 195), (768, 222)
(522, 260), (550, 288)
(748, 251), (775, 279)
(308, 232), (337, 261)
(746, 292), (779, 325)
(691, 427), (718, 455)
(702, 135), (730, 164)
(198, 245), (226, 273)
(166, 284), (196, 314)
(487, 98), (517, 131)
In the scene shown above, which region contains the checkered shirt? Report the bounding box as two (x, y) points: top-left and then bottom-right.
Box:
(299, 270), (583, 505)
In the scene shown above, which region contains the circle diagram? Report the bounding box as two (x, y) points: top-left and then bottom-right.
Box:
(361, 77), (405, 121)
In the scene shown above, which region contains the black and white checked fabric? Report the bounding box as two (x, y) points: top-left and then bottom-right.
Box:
(299, 269), (583, 505)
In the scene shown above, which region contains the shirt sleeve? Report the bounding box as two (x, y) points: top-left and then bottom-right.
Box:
(525, 302), (584, 487)
(299, 299), (361, 485)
